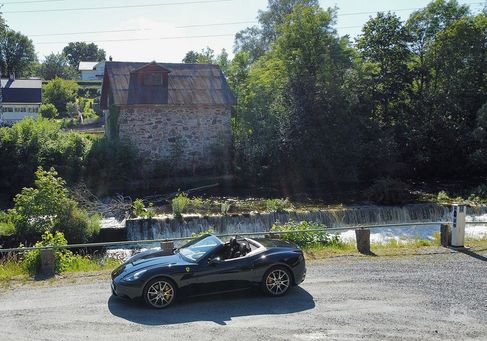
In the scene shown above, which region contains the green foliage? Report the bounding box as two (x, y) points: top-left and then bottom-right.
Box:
(172, 192), (189, 218)
(132, 199), (145, 217)
(10, 167), (100, 243)
(38, 103), (59, 119)
(84, 137), (138, 193)
(0, 29), (37, 77)
(63, 42), (106, 69)
(43, 78), (79, 117)
(191, 227), (215, 238)
(132, 199), (155, 218)
(265, 198), (292, 212)
(0, 210), (14, 236)
(271, 221), (340, 247)
(38, 52), (78, 80)
(437, 191), (451, 203)
(22, 231), (71, 275)
(220, 202), (231, 215)
(21, 231), (119, 276)
(366, 178), (411, 205)
(0, 117), (90, 198)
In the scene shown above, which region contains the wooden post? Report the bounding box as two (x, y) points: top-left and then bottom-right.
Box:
(355, 228), (371, 254)
(160, 241), (174, 255)
(39, 249), (56, 276)
(440, 224), (452, 247)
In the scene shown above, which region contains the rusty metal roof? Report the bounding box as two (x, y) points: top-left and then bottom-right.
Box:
(102, 61), (235, 107)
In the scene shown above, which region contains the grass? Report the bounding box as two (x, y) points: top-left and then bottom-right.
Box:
(0, 255), (121, 285)
(64, 256), (121, 273)
(303, 233), (487, 260)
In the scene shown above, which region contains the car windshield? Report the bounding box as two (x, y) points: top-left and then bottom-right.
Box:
(177, 235), (222, 262)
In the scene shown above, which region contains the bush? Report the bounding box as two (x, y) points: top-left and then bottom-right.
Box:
(366, 178), (411, 205)
(0, 118), (90, 197)
(43, 77), (79, 117)
(437, 191), (451, 203)
(265, 198), (292, 212)
(132, 199), (155, 218)
(38, 103), (59, 119)
(0, 211), (15, 236)
(22, 231), (72, 275)
(84, 137), (138, 193)
(10, 167), (100, 243)
(271, 221), (340, 247)
(221, 202), (231, 215)
(172, 192), (189, 218)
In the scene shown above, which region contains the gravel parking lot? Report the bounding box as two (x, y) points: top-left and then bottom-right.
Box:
(0, 250), (486, 340)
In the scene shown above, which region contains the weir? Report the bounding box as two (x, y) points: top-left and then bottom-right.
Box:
(124, 204), (486, 241)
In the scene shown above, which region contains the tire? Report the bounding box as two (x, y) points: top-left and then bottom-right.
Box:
(262, 266), (292, 297)
(143, 277), (177, 309)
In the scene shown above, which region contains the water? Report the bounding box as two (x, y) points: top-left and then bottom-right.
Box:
(104, 204), (487, 260)
(123, 204), (487, 241)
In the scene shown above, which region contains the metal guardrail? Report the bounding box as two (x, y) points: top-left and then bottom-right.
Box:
(0, 221), (455, 253)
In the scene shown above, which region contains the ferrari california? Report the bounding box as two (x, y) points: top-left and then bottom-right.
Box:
(111, 234), (306, 308)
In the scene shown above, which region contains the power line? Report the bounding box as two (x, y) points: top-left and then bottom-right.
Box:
(2, 0), (233, 14)
(3, 0), (484, 15)
(1, 0), (65, 4)
(29, 28), (149, 37)
(35, 33), (235, 45)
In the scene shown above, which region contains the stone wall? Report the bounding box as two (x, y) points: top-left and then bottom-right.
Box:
(117, 104), (232, 172)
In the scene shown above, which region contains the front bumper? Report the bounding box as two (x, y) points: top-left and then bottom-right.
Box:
(111, 278), (144, 299)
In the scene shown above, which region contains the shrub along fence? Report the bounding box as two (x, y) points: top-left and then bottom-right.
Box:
(1, 221), (464, 275)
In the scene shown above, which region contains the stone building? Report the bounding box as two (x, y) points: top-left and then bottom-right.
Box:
(100, 61), (235, 174)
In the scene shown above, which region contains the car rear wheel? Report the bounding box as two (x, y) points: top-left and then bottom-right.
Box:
(262, 266), (291, 297)
(143, 278), (176, 309)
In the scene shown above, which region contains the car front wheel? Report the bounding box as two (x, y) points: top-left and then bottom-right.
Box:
(143, 278), (176, 309)
(262, 267), (291, 297)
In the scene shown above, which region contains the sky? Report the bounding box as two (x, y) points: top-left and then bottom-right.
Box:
(1, 0), (486, 63)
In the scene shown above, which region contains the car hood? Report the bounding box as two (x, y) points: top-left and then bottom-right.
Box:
(112, 250), (190, 279)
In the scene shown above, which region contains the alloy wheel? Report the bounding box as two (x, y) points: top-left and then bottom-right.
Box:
(146, 280), (175, 308)
(265, 269), (290, 295)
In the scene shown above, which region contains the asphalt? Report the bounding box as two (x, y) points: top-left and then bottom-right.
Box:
(0, 250), (486, 341)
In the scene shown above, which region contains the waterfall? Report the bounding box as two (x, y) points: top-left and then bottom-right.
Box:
(126, 203), (461, 241)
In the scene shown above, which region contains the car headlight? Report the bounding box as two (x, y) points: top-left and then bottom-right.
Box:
(123, 269), (147, 282)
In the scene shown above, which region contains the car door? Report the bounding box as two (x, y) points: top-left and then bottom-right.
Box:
(187, 253), (256, 296)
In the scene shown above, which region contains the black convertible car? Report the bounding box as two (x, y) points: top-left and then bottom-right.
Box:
(111, 234), (306, 308)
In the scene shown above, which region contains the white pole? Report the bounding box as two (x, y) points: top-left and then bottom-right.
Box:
(451, 204), (466, 247)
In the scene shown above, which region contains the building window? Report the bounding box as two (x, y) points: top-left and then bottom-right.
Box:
(144, 72), (163, 86)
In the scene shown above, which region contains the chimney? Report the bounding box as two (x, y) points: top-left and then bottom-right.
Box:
(109, 56), (113, 62)
(9, 73), (15, 81)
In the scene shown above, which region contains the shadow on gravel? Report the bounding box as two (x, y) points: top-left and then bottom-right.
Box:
(107, 287), (315, 326)
(457, 249), (487, 262)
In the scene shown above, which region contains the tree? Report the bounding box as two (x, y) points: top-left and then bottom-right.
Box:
(43, 78), (79, 116)
(39, 53), (77, 80)
(234, 0), (319, 61)
(234, 5), (361, 190)
(9, 167), (99, 243)
(0, 118), (90, 197)
(357, 12), (413, 126)
(0, 30), (37, 77)
(38, 103), (59, 119)
(182, 50), (199, 63)
(62, 42), (106, 69)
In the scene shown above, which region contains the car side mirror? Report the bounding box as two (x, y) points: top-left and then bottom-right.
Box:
(208, 257), (222, 265)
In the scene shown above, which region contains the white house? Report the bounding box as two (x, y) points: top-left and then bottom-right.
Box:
(0, 76), (42, 124)
(79, 61), (106, 81)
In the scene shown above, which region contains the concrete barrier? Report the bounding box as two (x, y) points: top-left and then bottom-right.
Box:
(355, 228), (371, 254)
(440, 224), (452, 247)
(39, 249), (56, 276)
